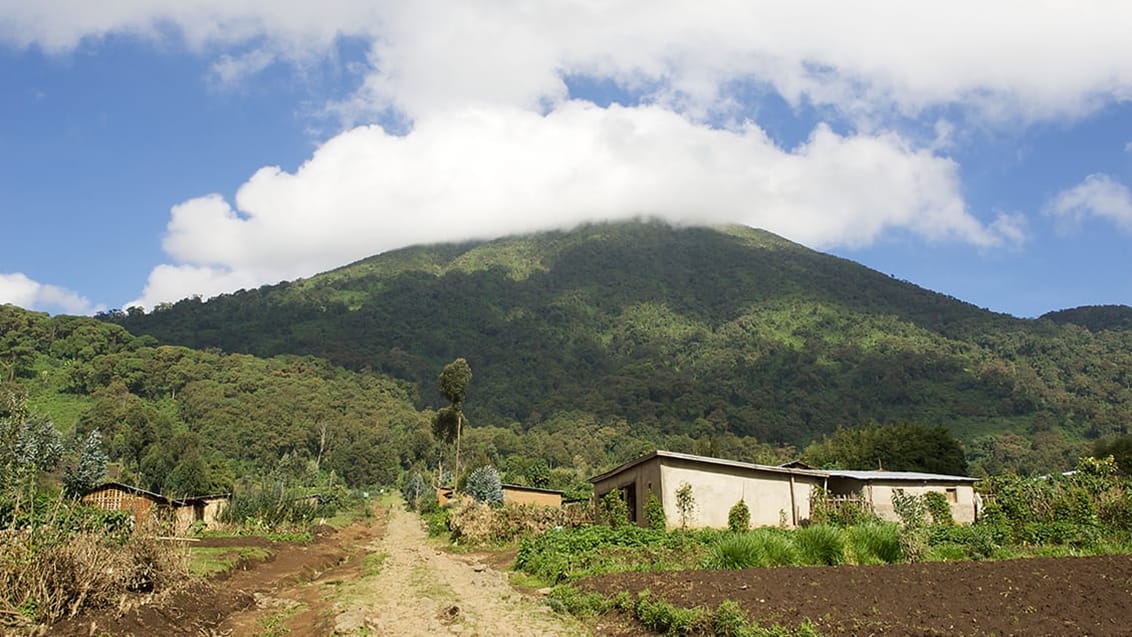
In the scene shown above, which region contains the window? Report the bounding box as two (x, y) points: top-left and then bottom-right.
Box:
(945, 488), (958, 503)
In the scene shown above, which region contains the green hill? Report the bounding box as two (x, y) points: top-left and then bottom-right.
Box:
(100, 220), (1132, 467)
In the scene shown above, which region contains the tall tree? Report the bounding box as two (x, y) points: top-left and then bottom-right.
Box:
(434, 358), (471, 489)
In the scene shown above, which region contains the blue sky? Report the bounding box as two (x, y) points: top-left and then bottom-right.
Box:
(1, 3), (1130, 319)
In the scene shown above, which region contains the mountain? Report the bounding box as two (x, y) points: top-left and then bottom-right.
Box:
(103, 220), (1132, 459)
(1041, 305), (1132, 332)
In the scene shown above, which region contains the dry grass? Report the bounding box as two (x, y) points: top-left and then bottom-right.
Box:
(0, 527), (191, 628)
(447, 497), (595, 546)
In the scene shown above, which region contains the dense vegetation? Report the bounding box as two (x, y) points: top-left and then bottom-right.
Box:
(95, 220), (1132, 476)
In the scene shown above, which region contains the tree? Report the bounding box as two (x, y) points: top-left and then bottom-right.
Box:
(465, 465), (503, 505)
(675, 481), (697, 530)
(62, 429), (108, 497)
(433, 358), (471, 489)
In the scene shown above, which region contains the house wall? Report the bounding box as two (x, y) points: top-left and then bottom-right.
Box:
(829, 479), (977, 524)
(591, 455), (663, 525)
(502, 488), (562, 507)
(201, 498), (228, 525)
(82, 486), (159, 525)
(658, 459), (821, 529)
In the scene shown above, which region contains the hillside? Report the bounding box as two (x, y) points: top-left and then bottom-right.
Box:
(101, 220), (1132, 468)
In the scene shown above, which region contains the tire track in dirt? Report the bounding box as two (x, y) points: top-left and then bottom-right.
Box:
(330, 505), (586, 637)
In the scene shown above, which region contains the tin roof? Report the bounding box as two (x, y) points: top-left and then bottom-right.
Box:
(589, 450), (977, 484)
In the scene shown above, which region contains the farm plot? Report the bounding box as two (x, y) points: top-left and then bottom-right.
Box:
(578, 554), (1132, 636)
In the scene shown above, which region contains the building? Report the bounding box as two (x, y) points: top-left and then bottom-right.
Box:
(82, 482), (230, 532)
(437, 484), (565, 508)
(589, 450), (979, 529)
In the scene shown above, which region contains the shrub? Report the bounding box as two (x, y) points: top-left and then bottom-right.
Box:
(515, 524), (681, 583)
(645, 493), (667, 531)
(675, 482), (697, 529)
(702, 529), (798, 570)
(922, 491), (954, 526)
(634, 589), (708, 635)
(728, 499), (750, 533)
(465, 465), (504, 505)
(847, 522), (903, 564)
(401, 472), (427, 511)
(794, 524), (845, 566)
(600, 490), (630, 528)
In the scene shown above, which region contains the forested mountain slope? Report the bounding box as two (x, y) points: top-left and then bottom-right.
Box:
(102, 220), (1132, 468)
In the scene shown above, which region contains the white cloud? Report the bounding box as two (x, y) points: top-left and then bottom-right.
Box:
(209, 48), (276, 87)
(0, 273), (99, 315)
(4, 2), (1132, 125)
(1045, 174), (1132, 232)
(132, 103), (1007, 308)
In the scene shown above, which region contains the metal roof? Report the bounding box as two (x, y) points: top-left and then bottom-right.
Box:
(589, 450), (977, 484)
(821, 469), (979, 483)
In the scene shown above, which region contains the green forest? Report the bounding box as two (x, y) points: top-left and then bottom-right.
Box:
(4, 220), (1132, 496)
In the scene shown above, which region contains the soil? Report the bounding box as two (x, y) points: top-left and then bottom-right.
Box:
(578, 554), (1132, 636)
(46, 505), (584, 637)
(43, 508), (1132, 637)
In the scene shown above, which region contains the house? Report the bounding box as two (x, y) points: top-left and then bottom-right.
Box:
(82, 482), (230, 532)
(590, 450), (980, 529)
(173, 493), (232, 530)
(82, 482), (175, 527)
(436, 484), (565, 508)
(820, 469), (979, 523)
(501, 484), (564, 507)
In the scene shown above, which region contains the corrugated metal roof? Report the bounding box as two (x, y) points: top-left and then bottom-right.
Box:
(822, 469), (979, 483)
(589, 450), (977, 484)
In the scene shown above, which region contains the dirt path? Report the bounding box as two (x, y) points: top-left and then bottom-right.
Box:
(51, 503), (585, 636)
(328, 505), (586, 636)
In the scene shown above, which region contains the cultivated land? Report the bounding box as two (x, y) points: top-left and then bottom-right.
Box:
(49, 505), (1132, 636)
(579, 554), (1132, 636)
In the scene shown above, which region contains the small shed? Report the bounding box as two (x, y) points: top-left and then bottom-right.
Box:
(173, 493), (231, 530)
(502, 484), (564, 508)
(83, 483), (231, 532)
(81, 482), (173, 527)
(437, 484), (565, 508)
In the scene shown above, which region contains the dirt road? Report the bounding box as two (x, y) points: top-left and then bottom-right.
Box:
(51, 504), (587, 636)
(326, 505), (585, 636)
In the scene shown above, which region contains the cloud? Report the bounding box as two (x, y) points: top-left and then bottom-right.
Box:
(0, 273), (99, 314)
(4, 2), (1132, 125)
(209, 48), (276, 87)
(1045, 174), (1132, 232)
(131, 102), (1008, 308)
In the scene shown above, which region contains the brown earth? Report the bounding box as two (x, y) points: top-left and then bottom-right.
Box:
(578, 554), (1132, 636)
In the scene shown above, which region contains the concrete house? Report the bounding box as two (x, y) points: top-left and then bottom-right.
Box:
(590, 450), (979, 529)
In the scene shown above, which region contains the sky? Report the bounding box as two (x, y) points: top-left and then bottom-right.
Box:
(1, 2), (1131, 319)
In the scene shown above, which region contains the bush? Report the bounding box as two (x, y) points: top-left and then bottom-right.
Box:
(645, 493), (667, 531)
(0, 502), (189, 625)
(847, 522), (903, 564)
(401, 472), (427, 511)
(702, 529), (798, 570)
(634, 590), (708, 635)
(794, 524), (845, 566)
(728, 499), (750, 533)
(600, 490), (631, 528)
(922, 491), (954, 526)
(465, 465), (504, 505)
(515, 524), (688, 583)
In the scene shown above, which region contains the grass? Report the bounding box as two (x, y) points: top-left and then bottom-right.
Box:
(188, 546), (272, 577)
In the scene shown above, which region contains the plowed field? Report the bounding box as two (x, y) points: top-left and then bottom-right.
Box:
(579, 554), (1132, 636)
